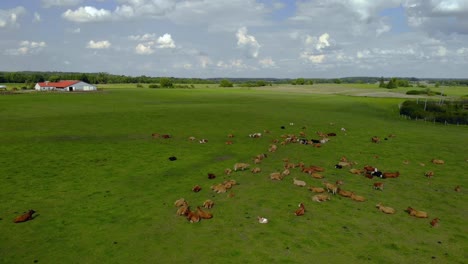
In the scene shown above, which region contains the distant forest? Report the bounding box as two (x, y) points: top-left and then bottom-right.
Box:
(1, 71), (468, 86)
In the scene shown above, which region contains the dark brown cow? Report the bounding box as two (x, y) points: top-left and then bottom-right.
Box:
(14, 210), (36, 223)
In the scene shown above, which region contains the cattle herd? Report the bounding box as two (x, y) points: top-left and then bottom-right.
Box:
(165, 124), (462, 228)
(8, 125), (459, 227)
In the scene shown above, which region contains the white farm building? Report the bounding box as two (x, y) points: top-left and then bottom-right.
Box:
(35, 80), (97, 92)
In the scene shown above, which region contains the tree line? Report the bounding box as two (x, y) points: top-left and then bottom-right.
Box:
(1, 71), (467, 87)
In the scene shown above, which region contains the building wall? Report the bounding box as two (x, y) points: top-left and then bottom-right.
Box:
(34, 84), (56, 91)
(71, 82), (97, 91)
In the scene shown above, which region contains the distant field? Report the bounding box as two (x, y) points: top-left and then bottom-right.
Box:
(0, 86), (467, 263)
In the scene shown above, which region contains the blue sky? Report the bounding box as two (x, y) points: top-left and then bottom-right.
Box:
(1, 0), (468, 78)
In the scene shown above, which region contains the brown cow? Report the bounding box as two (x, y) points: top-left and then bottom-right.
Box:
(295, 203), (306, 216)
(430, 218), (440, 227)
(424, 171), (434, 178)
(14, 210), (36, 223)
(192, 185), (202, 192)
(405, 207), (428, 218)
(373, 182), (384, 190)
(186, 209), (200, 223)
(383, 172), (400, 178)
(431, 159), (445, 165)
(196, 206), (213, 219)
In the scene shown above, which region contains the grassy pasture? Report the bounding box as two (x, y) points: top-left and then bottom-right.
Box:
(0, 86), (467, 263)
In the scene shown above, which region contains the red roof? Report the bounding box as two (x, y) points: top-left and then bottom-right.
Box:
(37, 80), (80, 88)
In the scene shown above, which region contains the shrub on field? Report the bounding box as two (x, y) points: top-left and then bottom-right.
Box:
(149, 84), (160, 88)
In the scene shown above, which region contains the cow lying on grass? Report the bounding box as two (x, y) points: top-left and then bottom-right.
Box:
(338, 189), (353, 198)
(376, 203), (396, 214)
(174, 198), (186, 207)
(196, 206), (213, 219)
(405, 207), (428, 218)
(373, 182), (384, 191)
(234, 163), (250, 171)
(312, 194), (330, 202)
(251, 167), (261, 174)
(293, 178), (307, 187)
(425, 171), (434, 178)
(14, 210), (36, 223)
(382, 171), (399, 178)
(295, 203), (306, 216)
(186, 208), (200, 223)
(309, 186), (325, 193)
(430, 218), (440, 227)
(431, 159), (445, 165)
(350, 193), (366, 202)
(270, 172), (284, 181)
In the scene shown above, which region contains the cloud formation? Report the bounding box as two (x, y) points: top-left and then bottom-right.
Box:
(62, 6), (112, 22)
(0, 6), (26, 28)
(236, 27), (261, 58)
(2, 1), (468, 78)
(5, 41), (47, 55)
(86, 40), (111, 49)
(133, 33), (176, 54)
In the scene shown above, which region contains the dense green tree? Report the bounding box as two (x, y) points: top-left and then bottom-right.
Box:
(48, 75), (60, 82)
(159, 77), (173, 88)
(219, 79), (233, 87)
(379, 77), (385, 88)
(294, 78), (305, 85)
(386, 78), (398, 89)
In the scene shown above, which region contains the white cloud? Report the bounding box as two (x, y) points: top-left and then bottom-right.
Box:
(114, 5), (135, 18)
(403, 0), (468, 34)
(42, 0), (83, 8)
(116, 0), (177, 17)
(62, 1), (177, 23)
(5, 41), (47, 55)
(217, 59), (249, 69)
(236, 27), (261, 58)
(259, 57), (276, 68)
(62, 6), (112, 22)
(305, 33), (331, 51)
(434, 46), (447, 57)
(135, 43), (154, 55)
(356, 50), (372, 59)
(376, 19), (391, 36)
(156, 33), (175, 49)
(300, 52), (325, 63)
(199, 56), (212, 68)
(86, 40), (111, 49)
(0, 6), (26, 28)
(457, 47), (468, 55)
(132, 33), (175, 54)
(129, 33), (156, 41)
(33, 12), (42, 23)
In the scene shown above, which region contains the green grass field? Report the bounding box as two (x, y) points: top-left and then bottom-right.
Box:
(1, 86), (467, 263)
